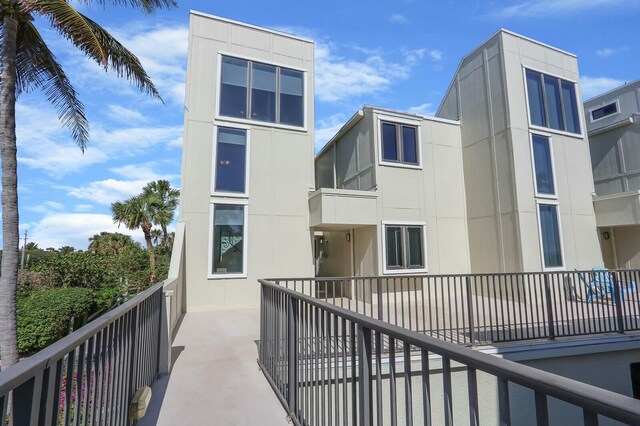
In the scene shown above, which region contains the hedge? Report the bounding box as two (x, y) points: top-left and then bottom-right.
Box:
(17, 287), (93, 355)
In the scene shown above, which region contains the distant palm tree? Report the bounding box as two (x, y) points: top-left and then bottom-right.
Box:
(88, 231), (138, 256)
(112, 193), (162, 282)
(0, 0), (175, 370)
(143, 180), (180, 250)
(150, 228), (163, 246)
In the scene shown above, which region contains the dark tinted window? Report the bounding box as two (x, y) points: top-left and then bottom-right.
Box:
(591, 102), (618, 121)
(382, 123), (398, 162)
(402, 126), (418, 164)
(250, 63), (276, 122)
(280, 69), (304, 126)
(539, 204), (563, 268)
(220, 57), (248, 118)
(215, 128), (247, 193)
(212, 205), (245, 274)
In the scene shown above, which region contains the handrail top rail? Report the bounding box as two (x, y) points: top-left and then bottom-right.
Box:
(259, 278), (640, 423)
(0, 280), (166, 393)
(267, 269), (640, 282)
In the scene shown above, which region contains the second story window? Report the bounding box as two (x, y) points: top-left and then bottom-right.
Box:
(213, 127), (248, 195)
(590, 101), (619, 122)
(384, 224), (426, 273)
(381, 122), (419, 165)
(219, 56), (304, 128)
(525, 69), (581, 135)
(531, 134), (556, 197)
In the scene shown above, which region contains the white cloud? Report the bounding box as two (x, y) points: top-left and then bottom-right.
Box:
(493, 0), (634, 17)
(389, 14), (408, 24)
(596, 46), (629, 58)
(428, 50), (443, 62)
(27, 201), (65, 214)
(107, 104), (147, 123)
(581, 76), (625, 99)
(64, 179), (150, 205)
(74, 204), (94, 212)
(27, 213), (144, 250)
(315, 42), (428, 102)
(315, 114), (348, 153)
(407, 103), (434, 116)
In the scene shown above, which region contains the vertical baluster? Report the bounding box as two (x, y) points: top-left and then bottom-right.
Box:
(404, 342), (413, 426)
(534, 391), (549, 426)
(389, 336), (397, 426)
(498, 378), (511, 426)
(442, 357), (453, 426)
(421, 349), (431, 426)
(467, 367), (479, 426)
(357, 325), (372, 426)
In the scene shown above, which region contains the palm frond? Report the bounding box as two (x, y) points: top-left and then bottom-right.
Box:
(26, 0), (109, 68)
(80, 14), (162, 101)
(75, 0), (176, 14)
(14, 20), (89, 148)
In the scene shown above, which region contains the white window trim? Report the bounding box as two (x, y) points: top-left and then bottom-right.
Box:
(208, 199), (249, 279)
(522, 66), (585, 138)
(215, 52), (308, 132)
(376, 114), (422, 169)
(211, 124), (251, 198)
(529, 132), (558, 200)
(381, 220), (428, 275)
(535, 200), (565, 272)
(589, 99), (621, 123)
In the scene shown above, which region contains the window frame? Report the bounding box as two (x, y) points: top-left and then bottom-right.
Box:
(522, 67), (583, 138)
(376, 114), (422, 169)
(381, 221), (428, 275)
(211, 124), (251, 198)
(216, 52), (308, 132)
(589, 99), (620, 123)
(529, 132), (558, 200)
(208, 199), (249, 279)
(535, 200), (565, 271)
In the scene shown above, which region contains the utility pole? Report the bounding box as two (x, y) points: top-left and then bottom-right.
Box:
(20, 230), (28, 269)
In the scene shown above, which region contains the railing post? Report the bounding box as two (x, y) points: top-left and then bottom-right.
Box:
(377, 279), (384, 321)
(466, 276), (476, 346)
(543, 275), (556, 340)
(287, 295), (299, 420)
(357, 325), (372, 426)
(158, 289), (173, 375)
(612, 273), (625, 334)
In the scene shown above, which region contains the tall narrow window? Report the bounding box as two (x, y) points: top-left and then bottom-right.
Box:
(384, 224), (426, 272)
(526, 70), (546, 127)
(214, 127), (247, 194)
(219, 57), (248, 118)
(219, 55), (305, 128)
(212, 204), (246, 275)
(386, 226), (403, 269)
(380, 121), (419, 165)
(250, 63), (276, 122)
(531, 134), (555, 196)
(538, 204), (563, 268)
(525, 69), (581, 135)
(544, 75), (564, 131)
(280, 69), (304, 126)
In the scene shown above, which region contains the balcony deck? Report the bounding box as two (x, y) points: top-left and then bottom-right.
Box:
(140, 309), (288, 426)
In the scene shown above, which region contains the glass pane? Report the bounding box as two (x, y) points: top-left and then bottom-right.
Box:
(382, 123), (398, 162)
(544, 76), (564, 131)
(526, 70), (546, 127)
(592, 102), (617, 121)
(539, 204), (563, 268)
(212, 205), (245, 274)
(386, 226), (403, 268)
(280, 69), (304, 126)
(215, 128), (246, 193)
(251, 63), (276, 122)
(406, 227), (424, 268)
(402, 126), (418, 164)
(532, 134), (555, 195)
(561, 81), (580, 133)
(220, 57), (248, 118)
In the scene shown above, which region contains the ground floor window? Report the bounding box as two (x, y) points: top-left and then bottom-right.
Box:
(537, 203), (563, 269)
(383, 223), (426, 273)
(210, 202), (247, 277)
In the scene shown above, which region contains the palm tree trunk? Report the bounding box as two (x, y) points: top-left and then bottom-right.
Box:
(0, 15), (21, 370)
(142, 223), (156, 283)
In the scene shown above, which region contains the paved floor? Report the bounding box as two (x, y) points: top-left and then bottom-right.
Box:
(140, 309), (288, 426)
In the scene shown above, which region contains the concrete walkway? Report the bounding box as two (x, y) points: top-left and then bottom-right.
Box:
(140, 309), (288, 426)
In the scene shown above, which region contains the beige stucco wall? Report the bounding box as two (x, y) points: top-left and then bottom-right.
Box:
(179, 12), (315, 310)
(438, 30), (602, 273)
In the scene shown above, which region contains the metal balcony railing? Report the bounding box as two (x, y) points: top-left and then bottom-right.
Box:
(258, 277), (640, 425)
(0, 281), (166, 425)
(271, 270), (640, 345)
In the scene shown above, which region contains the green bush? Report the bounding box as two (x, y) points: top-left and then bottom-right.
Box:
(17, 287), (93, 355)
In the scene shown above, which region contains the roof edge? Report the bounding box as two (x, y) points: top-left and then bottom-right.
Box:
(190, 10), (315, 44)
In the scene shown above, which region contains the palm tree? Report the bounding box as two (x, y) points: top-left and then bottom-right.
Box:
(150, 228), (162, 246)
(112, 192), (161, 283)
(88, 231), (137, 256)
(0, 0), (176, 370)
(142, 180), (179, 250)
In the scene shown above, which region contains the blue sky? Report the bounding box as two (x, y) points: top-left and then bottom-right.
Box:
(8, 0), (639, 249)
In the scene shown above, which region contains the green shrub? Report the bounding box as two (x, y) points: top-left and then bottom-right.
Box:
(17, 287), (93, 355)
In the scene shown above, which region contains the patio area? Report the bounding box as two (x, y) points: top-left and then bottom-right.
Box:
(140, 309), (288, 426)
